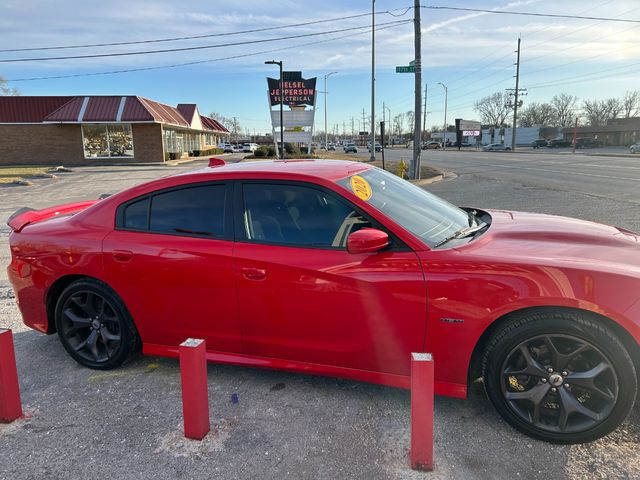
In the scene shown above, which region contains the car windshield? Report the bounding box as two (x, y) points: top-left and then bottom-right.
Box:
(336, 167), (470, 248)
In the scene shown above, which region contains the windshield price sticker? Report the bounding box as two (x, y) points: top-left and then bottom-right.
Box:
(350, 175), (372, 201)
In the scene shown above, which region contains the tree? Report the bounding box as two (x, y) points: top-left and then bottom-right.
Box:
(518, 102), (556, 127)
(550, 93), (578, 127)
(621, 90), (640, 118)
(0, 75), (19, 96)
(405, 110), (415, 136)
(393, 113), (405, 138)
(582, 98), (621, 126)
(474, 92), (511, 127)
(208, 111), (236, 132)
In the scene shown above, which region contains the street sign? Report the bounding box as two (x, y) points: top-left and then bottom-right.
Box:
(409, 60), (416, 66)
(396, 66), (415, 73)
(359, 131), (369, 136)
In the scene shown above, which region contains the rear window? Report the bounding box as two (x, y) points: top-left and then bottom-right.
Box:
(119, 184), (227, 238)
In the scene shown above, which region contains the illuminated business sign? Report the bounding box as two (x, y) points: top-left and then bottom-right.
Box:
(463, 130), (480, 136)
(268, 76), (317, 106)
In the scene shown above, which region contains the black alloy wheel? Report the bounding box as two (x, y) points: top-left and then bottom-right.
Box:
(483, 311), (637, 443)
(55, 278), (138, 370)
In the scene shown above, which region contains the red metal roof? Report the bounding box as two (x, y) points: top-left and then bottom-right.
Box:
(45, 97), (85, 122)
(138, 97), (189, 127)
(0, 96), (73, 123)
(199, 115), (229, 133)
(0, 95), (229, 132)
(176, 104), (197, 124)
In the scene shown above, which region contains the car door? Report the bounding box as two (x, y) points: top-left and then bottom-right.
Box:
(233, 180), (427, 376)
(103, 181), (241, 353)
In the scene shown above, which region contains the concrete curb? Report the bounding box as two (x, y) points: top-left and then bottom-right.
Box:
(410, 174), (444, 186)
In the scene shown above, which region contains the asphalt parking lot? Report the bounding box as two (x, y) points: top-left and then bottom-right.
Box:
(1, 155), (638, 479)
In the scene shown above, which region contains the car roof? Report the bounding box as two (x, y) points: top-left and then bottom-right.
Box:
(179, 159), (371, 182)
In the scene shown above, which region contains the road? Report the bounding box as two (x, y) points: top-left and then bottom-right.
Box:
(0, 153), (639, 479)
(360, 148), (640, 232)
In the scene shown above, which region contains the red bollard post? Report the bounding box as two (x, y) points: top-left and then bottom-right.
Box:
(410, 352), (434, 471)
(179, 338), (210, 440)
(0, 329), (23, 422)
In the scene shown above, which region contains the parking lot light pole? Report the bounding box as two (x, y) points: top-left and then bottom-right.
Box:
(324, 72), (338, 150)
(265, 60), (284, 159)
(437, 82), (448, 150)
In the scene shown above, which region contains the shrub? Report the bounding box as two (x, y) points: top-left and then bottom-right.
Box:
(254, 147), (267, 157)
(284, 143), (301, 156)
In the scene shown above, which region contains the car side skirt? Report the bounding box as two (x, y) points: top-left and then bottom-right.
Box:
(143, 343), (467, 399)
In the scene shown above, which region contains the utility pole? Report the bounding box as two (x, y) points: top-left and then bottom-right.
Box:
(370, 0), (376, 162)
(510, 37), (523, 152)
(351, 117), (355, 138)
(422, 83), (428, 143)
(412, 0), (422, 178)
(362, 108), (367, 145)
(572, 117), (578, 153)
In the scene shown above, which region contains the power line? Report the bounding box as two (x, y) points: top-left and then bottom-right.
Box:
(422, 6), (640, 23)
(7, 21), (411, 82)
(0, 7), (413, 53)
(0, 19), (410, 63)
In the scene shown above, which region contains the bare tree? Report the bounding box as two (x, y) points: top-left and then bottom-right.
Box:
(208, 111), (235, 131)
(550, 93), (578, 127)
(405, 110), (415, 136)
(474, 92), (511, 127)
(621, 90), (640, 118)
(393, 113), (405, 138)
(0, 75), (19, 96)
(518, 102), (556, 127)
(582, 98), (621, 126)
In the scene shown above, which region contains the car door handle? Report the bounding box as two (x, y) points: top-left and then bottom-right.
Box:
(241, 267), (267, 281)
(112, 250), (133, 262)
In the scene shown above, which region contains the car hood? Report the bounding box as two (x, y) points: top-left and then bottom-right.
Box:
(458, 209), (640, 273)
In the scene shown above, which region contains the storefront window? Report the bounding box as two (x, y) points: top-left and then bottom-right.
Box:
(82, 124), (133, 158)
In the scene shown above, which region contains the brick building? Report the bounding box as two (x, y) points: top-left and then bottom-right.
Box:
(562, 117), (640, 146)
(0, 96), (229, 165)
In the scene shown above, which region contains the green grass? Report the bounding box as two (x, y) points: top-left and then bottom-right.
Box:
(0, 166), (49, 184)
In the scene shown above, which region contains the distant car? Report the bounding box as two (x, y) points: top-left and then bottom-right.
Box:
(531, 139), (548, 149)
(368, 143), (382, 152)
(422, 141), (441, 150)
(630, 143), (640, 154)
(456, 141), (474, 148)
(547, 139), (571, 148)
(327, 144), (336, 151)
(242, 143), (259, 153)
(232, 145), (244, 153)
(344, 144), (358, 153)
(222, 144), (234, 153)
(575, 137), (603, 149)
(483, 143), (511, 151)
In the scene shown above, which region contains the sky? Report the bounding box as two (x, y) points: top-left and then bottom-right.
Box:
(1, 0), (639, 134)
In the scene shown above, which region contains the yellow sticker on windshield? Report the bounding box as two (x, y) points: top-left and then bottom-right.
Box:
(351, 175), (372, 201)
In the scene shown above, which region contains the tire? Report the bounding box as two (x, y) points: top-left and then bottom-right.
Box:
(482, 310), (637, 443)
(54, 278), (139, 370)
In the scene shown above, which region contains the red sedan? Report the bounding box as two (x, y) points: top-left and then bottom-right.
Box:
(7, 159), (640, 444)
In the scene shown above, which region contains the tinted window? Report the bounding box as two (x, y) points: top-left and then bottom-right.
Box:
(242, 183), (371, 247)
(123, 197), (149, 230)
(148, 185), (226, 237)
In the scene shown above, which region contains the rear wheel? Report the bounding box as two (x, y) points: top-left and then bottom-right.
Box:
(55, 278), (139, 370)
(483, 311), (637, 443)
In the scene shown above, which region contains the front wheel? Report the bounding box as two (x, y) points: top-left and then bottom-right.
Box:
(55, 278), (139, 370)
(482, 310), (637, 443)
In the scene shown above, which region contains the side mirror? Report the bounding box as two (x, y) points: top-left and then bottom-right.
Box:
(347, 228), (389, 254)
